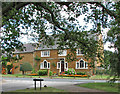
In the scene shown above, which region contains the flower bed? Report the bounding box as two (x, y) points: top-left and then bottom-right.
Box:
(59, 74), (90, 77)
(2, 68), (6, 74)
(27, 73), (38, 76)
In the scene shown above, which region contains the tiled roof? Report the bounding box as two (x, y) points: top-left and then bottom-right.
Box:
(14, 43), (37, 53)
(14, 34), (99, 53)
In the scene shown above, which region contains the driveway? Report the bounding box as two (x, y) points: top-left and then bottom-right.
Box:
(1, 77), (117, 92)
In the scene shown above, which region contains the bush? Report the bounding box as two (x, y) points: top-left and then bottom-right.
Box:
(65, 68), (76, 75)
(15, 66), (19, 69)
(31, 68), (36, 74)
(77, 72), (86, 75)
(37, 70), (47, 76)
(49, 71), (53, 76)
(20, 62), (33, 75)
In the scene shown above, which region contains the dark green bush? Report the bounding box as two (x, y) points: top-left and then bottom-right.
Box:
(15, 66), (19, 69)
(37, 70), (47, 76)
(31, 68), (36, 74)
(20, 62), (33, 75)
(77, 72), (85, 75)
(49, 71), (53, 76)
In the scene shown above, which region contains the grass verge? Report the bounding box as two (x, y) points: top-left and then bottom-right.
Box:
(9, 87), (65, 92)
(77, 82), (119, 92)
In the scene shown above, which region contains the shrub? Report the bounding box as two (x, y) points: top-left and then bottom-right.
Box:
(49, 71), (53, 76)
(31, 68), (36, 74)
(37, 70), (47, 76)
(34, 55), (41, 61)
(65, 68), (76, 75)
(20, 62), (33, 75)
(77, 72), (85, 75)
(51, 62), (56, 67)
(15, 66), (19, 69)
(7, 64), (13, 74)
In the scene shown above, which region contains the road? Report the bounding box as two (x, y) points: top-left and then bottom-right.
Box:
(1, 77), (119, 92)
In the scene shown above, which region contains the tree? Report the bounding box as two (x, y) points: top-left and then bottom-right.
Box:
(20, 62), (32, 75)
(1, 2), (120, 78)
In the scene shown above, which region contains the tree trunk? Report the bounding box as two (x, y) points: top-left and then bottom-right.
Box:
(22, 71), (24, 75)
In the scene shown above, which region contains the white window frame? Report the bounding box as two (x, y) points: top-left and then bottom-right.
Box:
(58, 50), (67, 56)
(76, 59), (88, 69)
(64, 62), (68, 69)
(76, 49), (84, 56)
(16, 54), (19, 59)
(41, 51), (50, 57)
(57, 62), (61, 69)
(40, 60), (50, 69)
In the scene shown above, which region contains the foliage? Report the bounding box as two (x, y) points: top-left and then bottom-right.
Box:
(51, 62), (56, 67)
(15, 66), (19, 69)
(49, 71), (53, 76)
(37, 70), (47, 76)
(65, 68), (76, 75)
(31, 68), (36, 74)
(1, 56), (8, 67)
(102, 50), (119, 80)
(34, 55), (41, 61)
(1, 2), (120, 81)
(95, 69), (110, 75)
(77, 72), (85, 75)
(20, 62), (32, 74)
(6, 64), (13, 74)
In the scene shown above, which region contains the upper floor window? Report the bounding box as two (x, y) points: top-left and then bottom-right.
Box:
(76, 59), (88, 69)
(41, 51), (50, 57)
(58, 50), (67, 56)
(76, 49), (83, 55)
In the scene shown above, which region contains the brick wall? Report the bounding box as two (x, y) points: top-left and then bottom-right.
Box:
(13, 52), (34, 74)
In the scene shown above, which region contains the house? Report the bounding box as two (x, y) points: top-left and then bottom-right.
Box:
(12, 34), (103, 75)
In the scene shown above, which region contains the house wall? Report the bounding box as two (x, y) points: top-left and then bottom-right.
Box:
(13, 49), (93, 74)
(13, 52), (34, 74)
(34, 49), (91, 74)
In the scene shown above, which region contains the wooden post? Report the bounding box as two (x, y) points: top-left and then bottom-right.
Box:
(35, 81), (36, 90)
(48, 69), (49, 77)
(40, 81), (41, 90)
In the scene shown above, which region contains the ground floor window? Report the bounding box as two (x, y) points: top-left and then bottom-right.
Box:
(57, 62), (61, 69)
(76, 59), (88, 69)
(40, 60), (50, 69)
(65, 62), (68, 69)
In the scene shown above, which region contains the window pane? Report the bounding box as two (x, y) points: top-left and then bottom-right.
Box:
(48, 63), (50, 68)
(65, 63), (68, 68)
(58, 50), (67, 56)
(77, 62), (79, 68)
(44, 61), (47, 68)
(40, 63), (43, 69)
(85, 62), (88, 68)
(80, 60), (84, 68)
(58, 63), (60, 68)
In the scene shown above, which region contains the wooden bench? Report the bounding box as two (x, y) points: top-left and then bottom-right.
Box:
(33, 78), (44, 90)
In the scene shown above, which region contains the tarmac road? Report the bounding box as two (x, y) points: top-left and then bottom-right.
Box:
(1, 77), (119, 92)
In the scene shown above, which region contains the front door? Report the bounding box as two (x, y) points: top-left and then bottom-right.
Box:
(61, 60), (64, 72)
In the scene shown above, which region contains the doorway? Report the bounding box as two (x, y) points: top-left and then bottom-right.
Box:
(61, 60), (64, 72)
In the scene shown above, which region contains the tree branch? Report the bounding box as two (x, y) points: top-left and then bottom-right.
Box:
(2, 2), (30, 16)
(35, 3), (68, 32)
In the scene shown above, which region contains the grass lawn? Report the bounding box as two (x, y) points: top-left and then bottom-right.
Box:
(2, 74), (49, 78)
(2, 74), (117, 80)
(77, 82), (119, 92)
(89, 75), (114, 79)
(9, 87), (65, 92)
